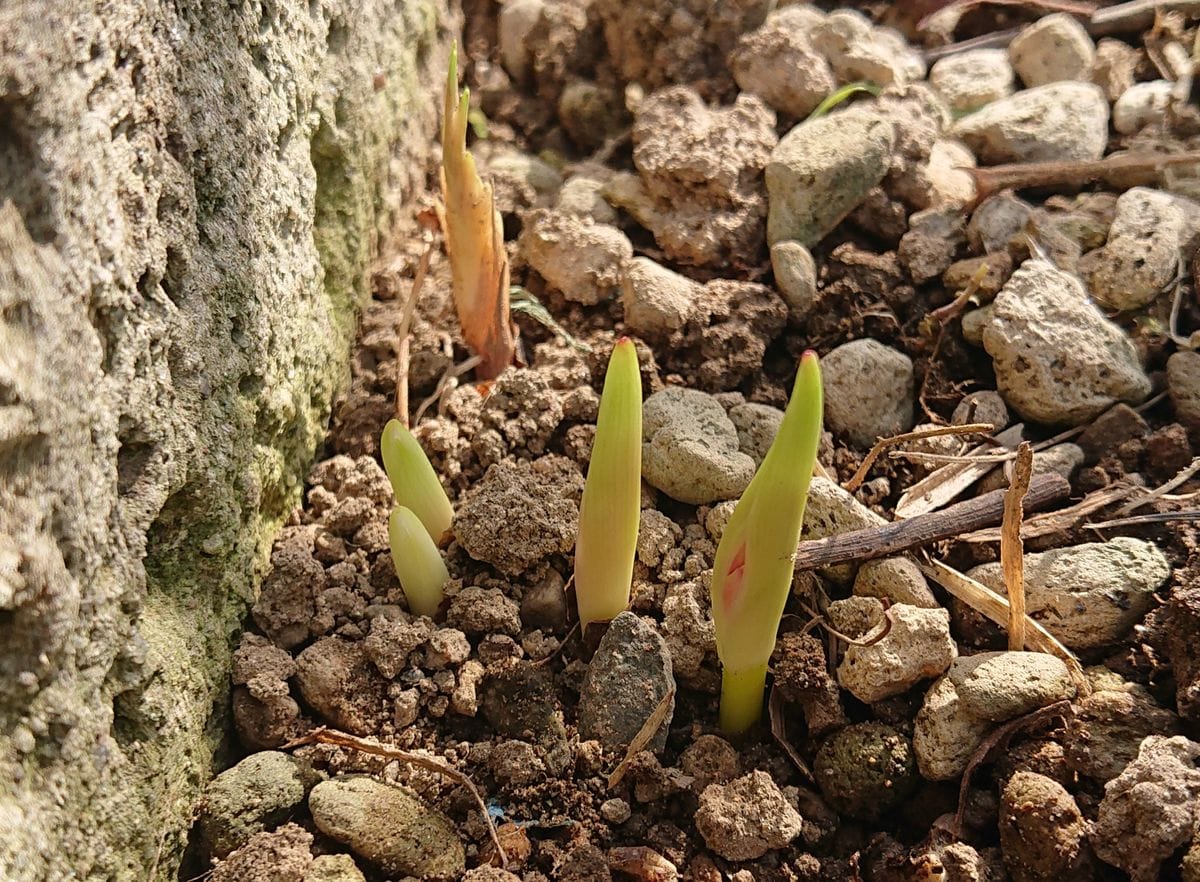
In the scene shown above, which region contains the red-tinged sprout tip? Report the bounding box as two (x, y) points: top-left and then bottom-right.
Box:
(616, 336), (632, 347)
(802, 349), (818, 361)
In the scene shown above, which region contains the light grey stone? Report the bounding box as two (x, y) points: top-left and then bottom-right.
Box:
(837, 603), (957, 703)
(770, 240), (819, 322)
(497, 0), (545, 83)
(982, 260), (1151, 424)
(952, 82), (1109, 163)
(519, 209), (632, 305)
(810, 10), (925, 86)
(766, 109), (895, 247)
(800, 476), (887, 585)
(821, 338), (915, 447)
(966, 538), (1171, 650)
(968, 192), (1035, 253)
(730, 7), (836, 118)
(620, 257), (699, 337)
(642, 387), (756, 505)
(729, 402), (784, 466)
(929, 49), (1015, 112)
(0, 3), (447, 879)
(1008, 14), (1096, 87)
(853, 556), (939, 608)
(1113, 80), (1175, 134)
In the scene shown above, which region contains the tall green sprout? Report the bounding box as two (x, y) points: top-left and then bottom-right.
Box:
(710, 352), (823, 733)
(574, 338), (642, 633)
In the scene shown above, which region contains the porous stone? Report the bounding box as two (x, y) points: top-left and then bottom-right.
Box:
(305, 854), (367, 882)
(579, 612), (675, 752)
(853, 556), (939, 608)
(929, 49), (1015, 112)
(308, 776), (465, 880)
(642, 387), (756, 505)
(1064, 685), (1182, 781)
(1008, 14), (1095, 87)
(966, 538), (1170, 650)
(729, 402), (783, 466)
(814, 722), (918, 820)
(999, 772), (1092, 882)
(1083, 187), (1200, 311)
(770, 240), (819, 322)
(800, 476), (887, 584)
(914, 652), (1077, 780)
(0, 3), (447, 877)
(898, 206), (967, 284)
(555, 172), (618, 225)
(1169, 349), (1200, 431)
(519, 209), (632, 305)
(209, 824), (314, 882)
(982, 260), (1151, 424)
(695, 771), (804, 861)
(821, 338), (915, 446)
(810, 10), (926, 87)
(661, 581), (716, 681)
(197, 751), (321, 859)
(1113, 80), (1175, 134)
(952, 82), (1109, 163)
(766, 109), (896, 247)
(1091, 736), (1200, 882)
(836, 603), (956, 703)
(730, 7), (837, 118)
(620, 257), (699, 337)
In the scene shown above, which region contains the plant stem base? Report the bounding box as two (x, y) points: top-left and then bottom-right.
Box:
(719, 663), (769, 734)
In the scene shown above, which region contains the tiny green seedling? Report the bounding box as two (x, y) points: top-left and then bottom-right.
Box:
(388, 505), (450, 618)
(574, 338), (642, 633)
(710, 351), (823, 734)
(381, 419), (454, 543)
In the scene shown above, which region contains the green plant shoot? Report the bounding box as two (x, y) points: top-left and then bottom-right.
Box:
(574, 337), (642, 633)
(388, 505), (449, 618)
(381, 419), (454, 542)
(711, 351), (823, 733)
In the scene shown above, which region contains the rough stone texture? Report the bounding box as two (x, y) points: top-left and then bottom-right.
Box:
(0, 3), (446, 880)
(929, 49), (1015, 112)
(999, 772), (1092, 882)
(836, 603), (956, 703)
(730, 7), (836, 118)
(821, 338), (916, 446)
(982, 260), (1151, 424)
(770, 240), (819, 323)
(814, 722), (918, 821)
(578, 612), (676, 752)
(1113, 80), (1175, 134)
(951, 82), (1109, 163)
(695, 771), (804, 861)
(853, 556), (938, 608)
(620, 256), (700, 337)
(1170, 349), (1200, 431)
(1091, 736), (1200, 882)
(519, 209), (632, 305)
(308, 776), (465, 880)
(1008, 14), (1095, 87)
(966, 538), (1170, 650)
(1064, 685), (1182, 781)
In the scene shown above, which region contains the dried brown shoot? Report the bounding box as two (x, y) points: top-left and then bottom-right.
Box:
(1001, 443), (1033, 651)
(283, 726), (507, 867)
(607, 688), (676, 789)
(394, 242), (433, 425)
(966, 152), (1200, 206)
(1112, 456), (1200, 517)
(844, 423), (994, 492)
(1088, 509), (1200, 530)
(960, 481), (1142, 542)
(769, 687), (815, 783)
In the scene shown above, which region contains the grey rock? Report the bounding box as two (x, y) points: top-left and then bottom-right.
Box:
(853, 556), (939, 608)
(929, 49), (1015, 112)
(730, 7), (837, 118)
(308, 776), (465, 880)
(952, 390), (1010, 430)
(968, 191), (1035, 253)
(486, 149), (563, 213)
(1008, 14), (1095, 87)
(1091, 736), (1200, 882)
(0, 2), (446, 877)
(519, 209), (632, 305)
(966, 538), (1170, 650)
(1084, 187), (1200, 310)
(497, 0), (544, 83)
(620, 257), (699, 337)
(642, 387), (756, 504)
(767, 109), (895, 247)
(983, 260), (1151, 424)
(899, 206), (967, 284)
(1064, 685), (1182, 781)
(729, 402), (784, 466)
(801, 476), (887, 584)
(821, 338), (916, 446)
(198, 751), (321, 859)
(810, 10), (925, 86)
(1169, 349), (1200, 430)
(579, 612), (675, 752)
(771, 240), (819, 322)
(1113, 80), (1175, 134)
(555, 173), (618, 225)
(695, 771), (804, 860)
(952, 82), (1108, 163)
(836, 603), (957, 703)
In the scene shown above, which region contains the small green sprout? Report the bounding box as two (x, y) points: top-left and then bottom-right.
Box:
(574, 338), (642, 633)
(388, 505), (450, 618)
(711, 351), (823, 734)
(381, 419), (454, 543)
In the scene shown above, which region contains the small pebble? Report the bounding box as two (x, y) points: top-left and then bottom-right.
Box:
(952, 82), (1108, 163)
(929, 49), (1014, 112)
(600, 798), (632, 824)
(1008, 14), (1095, 87)
(821, 338), (915, 447)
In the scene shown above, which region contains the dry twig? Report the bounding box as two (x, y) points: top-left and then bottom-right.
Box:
(395, 243), (433, 424)
(769, 687), (815, 783)
(1001, 443), (1033, 650)
(844, 423), (994, 493)
(960, 481), (1143, 542)
(895, 425), (1026, 518)
(283, 726), (507, 867)
(966, 152), (1200, 206)
(1088, 510), (1200, 530)
(1113, 456), (1200, 517)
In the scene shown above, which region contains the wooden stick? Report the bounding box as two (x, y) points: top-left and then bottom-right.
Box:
(844, 423), (995, 493)
(966, 152), (1200, 207)
(1002, 444), (1033, 650)
(794, 473), (1069, 572)
(1088, 0), (1200, 35)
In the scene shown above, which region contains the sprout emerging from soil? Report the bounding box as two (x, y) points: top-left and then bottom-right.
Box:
(440, 42), (515, 380)
(574, 337), (642, 633)
(381, 419), (454, 542)
(711, 351), (823, 734)
(388, 505), (450, 618)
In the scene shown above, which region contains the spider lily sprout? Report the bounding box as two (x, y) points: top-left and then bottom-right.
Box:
(388, 505), (449, 618)
(381, 419), (454, 542)
(574, 338), (642, 633)
(440, 42), (514, 379)
(711, 351), (823, 733)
